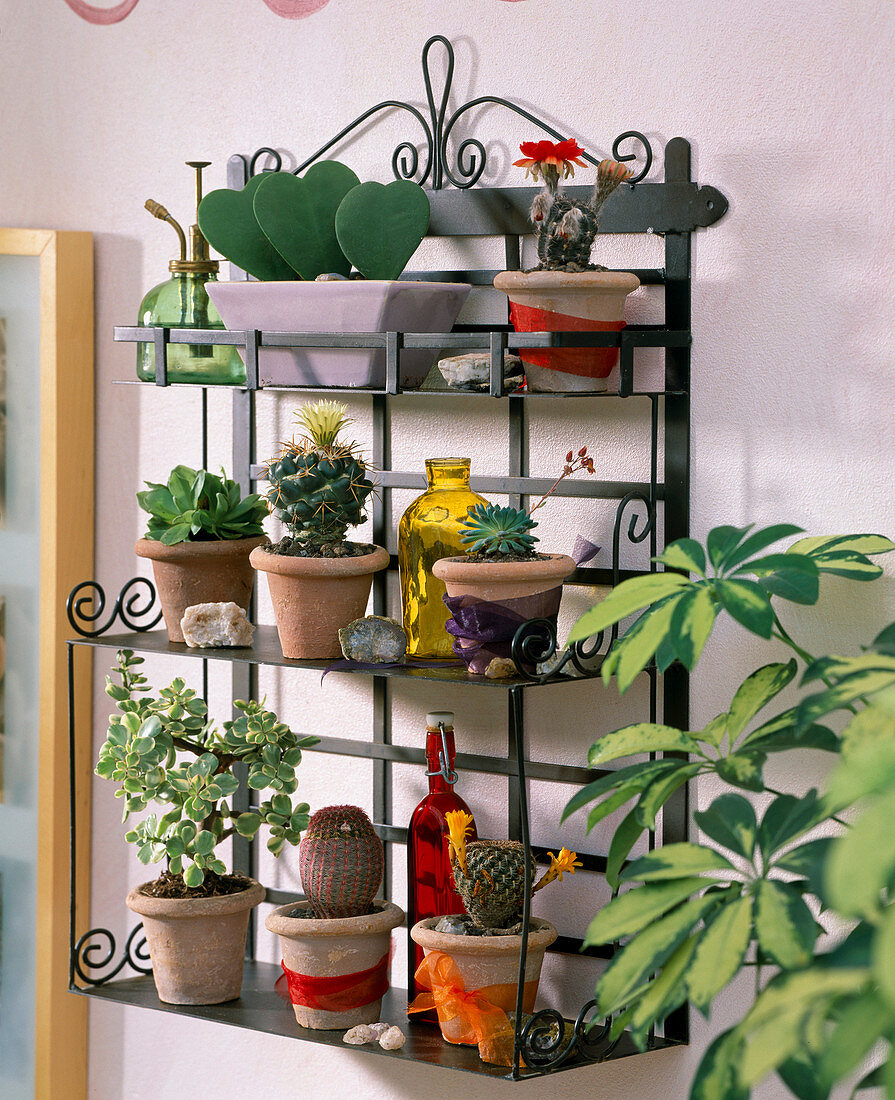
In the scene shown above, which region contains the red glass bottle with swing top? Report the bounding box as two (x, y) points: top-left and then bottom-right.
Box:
(407, 711), (477, 1006)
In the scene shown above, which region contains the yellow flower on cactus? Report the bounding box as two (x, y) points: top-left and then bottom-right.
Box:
(295, 399), (353, 449)
(532, 847), (582, 893)
(548, 847), (582, 881)
(445, 809), (474, 874)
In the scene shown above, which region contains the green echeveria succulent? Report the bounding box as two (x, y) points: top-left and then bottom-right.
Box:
(263, 401), (375, 552)
(460, 502), (539, 557)
(137, 465), (268, 545)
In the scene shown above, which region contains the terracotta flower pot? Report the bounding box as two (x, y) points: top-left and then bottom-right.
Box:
(493, 269), (640, 392)
(266, 900), (405, 1030)
(410, 915), (557, 1016)
(432, 554), (576, 672)
(433, 554), (576, 604)
(250, 544), (389, 660)
(135, 535), (267, 643)
(126, 878), (265, 1005)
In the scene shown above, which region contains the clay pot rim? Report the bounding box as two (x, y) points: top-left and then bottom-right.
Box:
(265, 899), (405, 938)
(432, 553), (576, 584)
(410, 915), (558, 954)
(494, 269), (641, 293)
(125, 878), (266, 919)
(135, 534), (269, 562)
(250, 543), (390, 579)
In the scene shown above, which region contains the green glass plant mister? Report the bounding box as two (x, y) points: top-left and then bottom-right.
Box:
(137, 161), (246, 385)
(398, 458), (488, 659)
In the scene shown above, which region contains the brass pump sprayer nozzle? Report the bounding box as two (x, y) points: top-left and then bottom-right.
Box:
(145, 161), (218, 274)
(144, 199), (187, 262)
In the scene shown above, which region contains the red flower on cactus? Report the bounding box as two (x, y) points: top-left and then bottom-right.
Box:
(514, 139), (588, 181)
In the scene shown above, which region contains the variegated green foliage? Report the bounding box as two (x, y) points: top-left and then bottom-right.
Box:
(568, 527), (895, 692)
(96, 650), (318, 887)
(563, 523), (895, 1098)
(696, 730), (895, 1100)
(562, 658), (838, 889)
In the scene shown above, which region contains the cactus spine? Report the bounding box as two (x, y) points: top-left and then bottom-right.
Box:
(298, 805), (384, 919)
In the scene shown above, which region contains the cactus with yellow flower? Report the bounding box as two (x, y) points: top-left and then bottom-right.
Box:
(445, 810), (581, 930)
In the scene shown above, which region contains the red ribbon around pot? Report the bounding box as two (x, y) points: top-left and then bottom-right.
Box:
(280, 951), (390, 1013)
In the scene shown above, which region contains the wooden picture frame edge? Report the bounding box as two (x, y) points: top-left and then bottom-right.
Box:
(0, 227), (95, 1100)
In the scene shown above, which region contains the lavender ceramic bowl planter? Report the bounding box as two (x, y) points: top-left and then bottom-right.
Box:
(206, 279), (469, 389)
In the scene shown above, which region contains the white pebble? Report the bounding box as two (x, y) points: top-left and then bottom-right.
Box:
(379, 1025), (406, 1050)
(368, 1022), (390, 1037)
(342, 1024), (377, 1045)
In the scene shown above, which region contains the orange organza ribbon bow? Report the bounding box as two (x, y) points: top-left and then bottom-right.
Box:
(407, 950), (517, 1067)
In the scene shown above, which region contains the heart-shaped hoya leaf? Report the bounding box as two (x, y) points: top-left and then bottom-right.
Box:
(335, 180), (430, 281)
(253, 161), (361, 280)
(198, 174), (298, 281)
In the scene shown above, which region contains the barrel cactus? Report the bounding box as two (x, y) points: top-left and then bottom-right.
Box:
(514, 140), (632, 272)
(445, 810), (580, 930)
(298, 804), (384, 919)
(262, 401), (375, 554)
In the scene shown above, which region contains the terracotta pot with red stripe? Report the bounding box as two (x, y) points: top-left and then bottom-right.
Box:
(266, 900), (404, 1030)
(494, 269), (640, 392)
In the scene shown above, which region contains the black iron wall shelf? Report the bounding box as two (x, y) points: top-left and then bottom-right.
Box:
(70, 32), (728, 1082)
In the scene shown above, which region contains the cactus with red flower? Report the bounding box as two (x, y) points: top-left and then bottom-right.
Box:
(513, 139), (632, 272)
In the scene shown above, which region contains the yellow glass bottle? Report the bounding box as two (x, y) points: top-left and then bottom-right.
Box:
(398, 458), (488, 659)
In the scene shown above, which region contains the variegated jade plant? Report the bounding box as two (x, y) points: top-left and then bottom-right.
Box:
(563, 526), (895, 1098)
(97, 649), (318, 889)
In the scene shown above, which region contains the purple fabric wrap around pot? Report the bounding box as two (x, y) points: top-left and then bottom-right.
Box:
(442, 586), (563, 674)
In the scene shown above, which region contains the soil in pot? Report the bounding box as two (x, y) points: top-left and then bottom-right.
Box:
(250, 542), (389, 659)
(135, 534), (267, 644)
(126, 875), (265, 1006)
(266, 899), (405, 1030)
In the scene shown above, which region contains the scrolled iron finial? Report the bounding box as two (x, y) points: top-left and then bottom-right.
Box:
(72, 925), (152, 987)
(611, 131), (653, 184)
(66, 577), (163, 638)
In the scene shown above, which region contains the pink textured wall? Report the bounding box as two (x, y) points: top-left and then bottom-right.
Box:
(4, 2), (894, 1097)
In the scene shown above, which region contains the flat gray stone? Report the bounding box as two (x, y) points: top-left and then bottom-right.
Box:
(338, 616), (407, 663)
(437, 352), (524, 392)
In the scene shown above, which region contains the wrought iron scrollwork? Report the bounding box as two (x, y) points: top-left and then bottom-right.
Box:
(72, 924), (152, 987)
(509, 490), (657, 683)
(66, 577), (163, 637)
(612, 491), (656, 587)
(519, 1000), (614, 1069)
(244, 35), (653, 191)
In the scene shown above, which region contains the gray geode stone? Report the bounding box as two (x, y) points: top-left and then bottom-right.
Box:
(338, 616), (407, 663)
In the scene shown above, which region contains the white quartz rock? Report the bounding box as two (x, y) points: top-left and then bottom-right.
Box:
(180, 602), (254, 648)
(368, 1022), (390, 1037)
(379, 1025), (406, 1050)
(342, 1024), (378, 1045)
